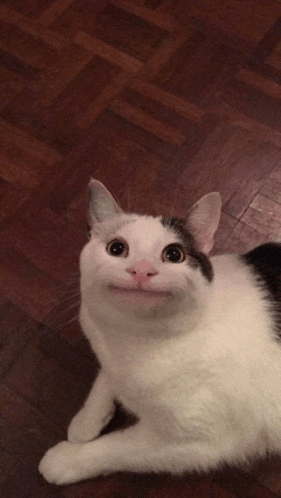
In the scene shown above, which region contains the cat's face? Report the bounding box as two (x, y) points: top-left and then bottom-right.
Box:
(80, 180), (221, 322)
(80, 214), (211, 318)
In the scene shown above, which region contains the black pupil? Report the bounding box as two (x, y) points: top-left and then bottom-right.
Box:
(166, 246), (182, 262)
(110, 241), (125, 256)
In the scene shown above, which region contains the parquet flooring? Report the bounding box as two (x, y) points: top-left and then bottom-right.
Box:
(2, 0), (281, 496)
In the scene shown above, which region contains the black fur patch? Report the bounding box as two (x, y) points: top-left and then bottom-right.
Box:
(161, 216), (213, 282)
(242, 243), (281, 339)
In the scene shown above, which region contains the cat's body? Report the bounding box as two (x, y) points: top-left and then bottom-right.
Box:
(39, 181), (281, 485)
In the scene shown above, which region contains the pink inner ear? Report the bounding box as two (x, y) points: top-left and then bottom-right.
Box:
(88, 178), (123, 223)
(196, 231), (215, 255)
(187, 193), (221, 255)
(189, 221), (214, 254)
(90, 225), (99, 236)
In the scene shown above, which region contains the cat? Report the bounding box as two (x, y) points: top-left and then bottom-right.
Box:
(39, 179), (281, 485)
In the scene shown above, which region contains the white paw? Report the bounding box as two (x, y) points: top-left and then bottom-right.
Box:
(67, 409), (100, 443)
(68, 408), (113, 443)
(38, 441), (85, 485)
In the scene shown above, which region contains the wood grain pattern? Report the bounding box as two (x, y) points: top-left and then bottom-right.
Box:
(2, 0), (281, 496)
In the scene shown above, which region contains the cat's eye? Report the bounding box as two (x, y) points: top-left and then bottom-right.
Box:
(162, 244), (185, 263)
(106, 239), (129, 257)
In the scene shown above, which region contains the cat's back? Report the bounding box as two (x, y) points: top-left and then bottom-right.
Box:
(241, 243), (281, 340)
(207, 244), (281, 353)
(242, 242), (281, 296)
(242, 242), (281, 288)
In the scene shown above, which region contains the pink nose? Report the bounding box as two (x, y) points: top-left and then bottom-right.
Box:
(126, 260), (158, 284)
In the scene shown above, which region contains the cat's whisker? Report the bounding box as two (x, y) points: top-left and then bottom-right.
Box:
(55, 291), (80, 301)
(47, 274), (80, 293)
(64, 314), (80, 326)
(45, 295), (80, 316)
(44, 303), (80, 332)
(61, 301), (80, 312)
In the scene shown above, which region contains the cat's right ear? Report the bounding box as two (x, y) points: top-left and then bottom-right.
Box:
(187, 192), (222, 254)
(87, 179), (123, 225)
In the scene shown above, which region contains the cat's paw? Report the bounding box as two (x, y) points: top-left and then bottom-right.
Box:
(68, 409), (100, 443)
(39, 441), (85, 485)
(68, 408), (113, 443)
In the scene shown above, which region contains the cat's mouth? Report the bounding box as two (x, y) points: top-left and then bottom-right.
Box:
(107, 284), (172, 300)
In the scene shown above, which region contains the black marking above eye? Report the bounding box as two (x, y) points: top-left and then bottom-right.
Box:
(161, 216), (213, 281)
(106, 239), (129, 257)
(162, 244), (186, 263)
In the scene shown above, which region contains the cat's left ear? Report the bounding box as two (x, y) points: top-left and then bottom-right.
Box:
(87, 179), (123, 225)
(187, 192), (221, 254)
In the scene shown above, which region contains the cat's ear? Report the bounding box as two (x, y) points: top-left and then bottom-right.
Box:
(187, 192), (221, 254)
(87, 179), (123, 224)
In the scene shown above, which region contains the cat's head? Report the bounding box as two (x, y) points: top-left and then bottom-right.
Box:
(80, 180), (221, 323)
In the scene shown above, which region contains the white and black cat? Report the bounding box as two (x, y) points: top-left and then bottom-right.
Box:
(39, 179), (281, 485)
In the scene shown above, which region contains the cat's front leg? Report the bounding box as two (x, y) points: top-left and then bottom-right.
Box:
(68, 369), (115, 443)
(39, 423), (149, 485)
(39, 422), (228, 485)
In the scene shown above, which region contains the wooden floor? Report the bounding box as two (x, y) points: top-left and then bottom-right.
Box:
(3, 0), (281, 496)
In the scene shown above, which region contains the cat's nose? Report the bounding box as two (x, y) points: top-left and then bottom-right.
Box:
(126, 260), (158, 284)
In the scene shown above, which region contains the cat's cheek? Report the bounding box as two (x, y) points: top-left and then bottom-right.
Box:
(80, 241), (103, 270)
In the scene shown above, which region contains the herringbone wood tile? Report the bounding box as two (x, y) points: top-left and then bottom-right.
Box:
(2, 0), (281, 496)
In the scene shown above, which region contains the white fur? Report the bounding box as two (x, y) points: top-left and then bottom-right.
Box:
(39, 190), (281, 486)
